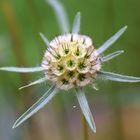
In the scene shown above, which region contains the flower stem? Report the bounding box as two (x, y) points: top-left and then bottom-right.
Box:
(82, 113), (89, 140)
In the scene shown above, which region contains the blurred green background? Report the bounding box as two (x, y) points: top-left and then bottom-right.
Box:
(0, 0), (140, 140)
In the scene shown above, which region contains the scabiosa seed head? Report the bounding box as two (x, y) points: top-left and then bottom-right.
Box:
(1, 2), (136, 132)
(42, 33), (102, 90)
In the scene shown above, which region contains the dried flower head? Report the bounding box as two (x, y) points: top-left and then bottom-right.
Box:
(42, 33), (101, 90)
(0, 0), (140, 133)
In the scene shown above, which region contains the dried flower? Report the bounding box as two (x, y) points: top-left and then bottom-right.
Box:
(0, 0), (140, 133)
(41, 33), (101, 90)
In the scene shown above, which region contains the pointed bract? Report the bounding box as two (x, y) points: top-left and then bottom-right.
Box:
(72, 12), (81, 33)
(40, 33), (50, 47)
(0, 67), (44, 73)
(47, 0), (70, 33)
(98, 71), (140, 82)
(75, 87), (96, 133)
(97, 26), (127, 54)
(0, 0), (139, 134)
(19, 77), (47, 90)
(13, 85), (57, 128)
(92, 83), (99, 91)
(102, 50), (124, 62)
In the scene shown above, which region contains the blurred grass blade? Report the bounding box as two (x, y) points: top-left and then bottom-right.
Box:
(102, 50), (124, 62)
(75, 87), (96, 133)
(40, 33), (50, 47)
(13, 85), (57, 128)
(47, 0), (70, 33)
(19, 77), (47, 90)
(98, 71), (140, 82)
(72, 12), (81, 33)
(0, 67), (44, 73)
(97, 26), (127, 54)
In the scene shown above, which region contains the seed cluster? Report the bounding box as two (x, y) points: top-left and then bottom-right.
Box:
(42, 34), (101, 90)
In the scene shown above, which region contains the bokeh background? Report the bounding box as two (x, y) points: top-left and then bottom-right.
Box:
(0, 0), (140, 140)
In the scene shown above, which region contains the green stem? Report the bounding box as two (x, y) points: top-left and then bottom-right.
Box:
(82, 113), (89, 140)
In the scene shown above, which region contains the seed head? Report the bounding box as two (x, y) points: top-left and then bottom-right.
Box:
(42, 33), (102, 90)
(0, 0), (138, 133)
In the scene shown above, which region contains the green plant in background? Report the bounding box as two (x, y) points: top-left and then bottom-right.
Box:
(0, 0), (140, 135)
